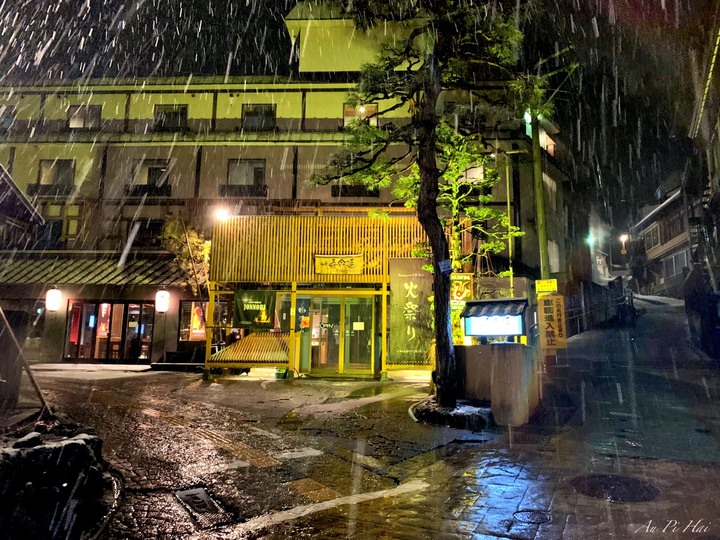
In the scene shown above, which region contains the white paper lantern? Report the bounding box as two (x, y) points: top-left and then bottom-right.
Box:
(46, 288), (62, 312)
(155, 290), (170, 313)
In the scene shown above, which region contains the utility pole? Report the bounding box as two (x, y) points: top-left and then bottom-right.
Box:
(531, 114), (551, 279)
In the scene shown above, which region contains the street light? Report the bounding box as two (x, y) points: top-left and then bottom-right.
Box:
(619, 234), (629, 255)
(213, 207), (230, 222)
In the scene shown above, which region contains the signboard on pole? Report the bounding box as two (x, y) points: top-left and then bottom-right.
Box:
(539, 293), (567, 350)
(536, 278), (558, 294)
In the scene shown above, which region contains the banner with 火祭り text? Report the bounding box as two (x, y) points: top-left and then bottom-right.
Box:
(389, 259), (434, 367)
(538, 293), (567, 350)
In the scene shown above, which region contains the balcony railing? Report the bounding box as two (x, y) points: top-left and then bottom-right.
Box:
(219, 184), (268, 197)
(124, 184), (172, 197)
(27, 184), (74, 197)
(331, 185), (379, 198)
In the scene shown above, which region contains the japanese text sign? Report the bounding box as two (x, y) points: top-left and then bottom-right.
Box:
(539, 293), (567, 350)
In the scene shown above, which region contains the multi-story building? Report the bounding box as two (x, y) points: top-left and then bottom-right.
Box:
(0, 1), (570, 376)
(631, 188), (693, 298)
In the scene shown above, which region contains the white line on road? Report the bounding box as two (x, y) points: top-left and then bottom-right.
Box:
(196, 480), (429, 538)
(608, 411), (640, 418)
(274, 448), (323, 460)
(616, 382), (624, 405)
(703, 377), (711, 399)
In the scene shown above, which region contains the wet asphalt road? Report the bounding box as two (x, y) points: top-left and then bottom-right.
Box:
(35, 295), (720, 539)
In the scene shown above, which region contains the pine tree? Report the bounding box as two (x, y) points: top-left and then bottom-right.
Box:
(313, 0), (525, 407)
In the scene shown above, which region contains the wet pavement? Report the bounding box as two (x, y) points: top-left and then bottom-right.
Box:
(32, 295), (720, 539)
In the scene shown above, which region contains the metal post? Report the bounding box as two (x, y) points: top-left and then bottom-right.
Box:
(0, 306), (50, 413)
(289, 281), (298, 375)
(531, 115), (551, 279)
(380, 220), (389, 380)
(203, 282), (215, 380)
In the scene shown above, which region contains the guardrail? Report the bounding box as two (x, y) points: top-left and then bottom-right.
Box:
(529, 292), (629, 344)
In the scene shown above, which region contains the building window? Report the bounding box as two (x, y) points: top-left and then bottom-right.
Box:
(0, 105), (16, 132)
(67, 105), (101, 130)
(128, 219), (165, 248)
(343, 103), (378, 127)
(663, 250), (688, 278)
(28, 160), (75, 196)
(663, 212), (684, 243)
(242, 104), (276, 131)
(549, 240), (561, 273)
(64, 301), (155, 362)
(178, 300), (230, 343)
(331, 184), (379, 198)
(154, 105), (188, 132)
(126, 160), (172, 196)
(645, 226), (660, 251)
(543, 173), (557, 211)
(39, 159), (74, 186)
(220, 159), (267, 197)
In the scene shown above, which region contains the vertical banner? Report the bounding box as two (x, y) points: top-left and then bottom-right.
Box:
(389, 259), (434, 366)
(450, 273), (474, 343)
(539, 293), (567, 350)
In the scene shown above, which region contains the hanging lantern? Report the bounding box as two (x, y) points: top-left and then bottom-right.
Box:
(46, 287), (62, 312)
(155, 290), (170, 313)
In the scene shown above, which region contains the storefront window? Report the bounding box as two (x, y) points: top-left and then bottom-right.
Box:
(64, 300), (155, 362)
(179, 300), (230, 342)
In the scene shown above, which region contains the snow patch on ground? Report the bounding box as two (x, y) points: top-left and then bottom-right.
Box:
(449, 404), (490, 416)
(634, 294), (685, 307)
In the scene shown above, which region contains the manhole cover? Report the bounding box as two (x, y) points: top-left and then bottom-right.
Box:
(513, 510), (552, 524)
(570, 475), (660, 503)
(175, 487), (233, 529)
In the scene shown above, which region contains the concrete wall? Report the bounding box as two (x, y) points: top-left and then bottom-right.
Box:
(456, 343), (540, 427)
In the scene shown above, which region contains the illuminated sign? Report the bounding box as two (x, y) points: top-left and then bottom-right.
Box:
(464, 315), (524, 337)
(315, 254), (363, 274)
(460, 299), (528, 338)
(536, 279), (558, 294)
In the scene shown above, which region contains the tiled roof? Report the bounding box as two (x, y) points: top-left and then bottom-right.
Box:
(460, 298), (529, 318)
(0, 254), (190, 287)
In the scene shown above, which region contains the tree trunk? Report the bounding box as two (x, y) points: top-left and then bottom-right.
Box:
(416, 49), (457, 409)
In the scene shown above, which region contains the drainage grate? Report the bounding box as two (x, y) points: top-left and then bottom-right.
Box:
(570, 474), (660, 503)
(513, 510), (552, 524)
(175, 487), (233, 529)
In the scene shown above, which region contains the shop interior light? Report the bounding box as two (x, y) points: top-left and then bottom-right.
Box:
(46, 287), (62, 312)
(155, 289), (170, 313)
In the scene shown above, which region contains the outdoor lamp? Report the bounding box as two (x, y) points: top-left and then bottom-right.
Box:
(46, 287), (62, 312)
(155, 289), (170, 313)
(213, 207), (230, 222)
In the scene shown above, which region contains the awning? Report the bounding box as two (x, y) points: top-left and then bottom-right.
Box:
(0, 254), (190, 287)
(209, 332), (289, 365)
(460, 298), (528, 318)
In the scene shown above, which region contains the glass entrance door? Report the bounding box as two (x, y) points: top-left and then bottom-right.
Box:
(65, 302), (97, 359)
(343, 298), (374, 372)
(308, 296), (375, 375)
(310, 297), (341, 371)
